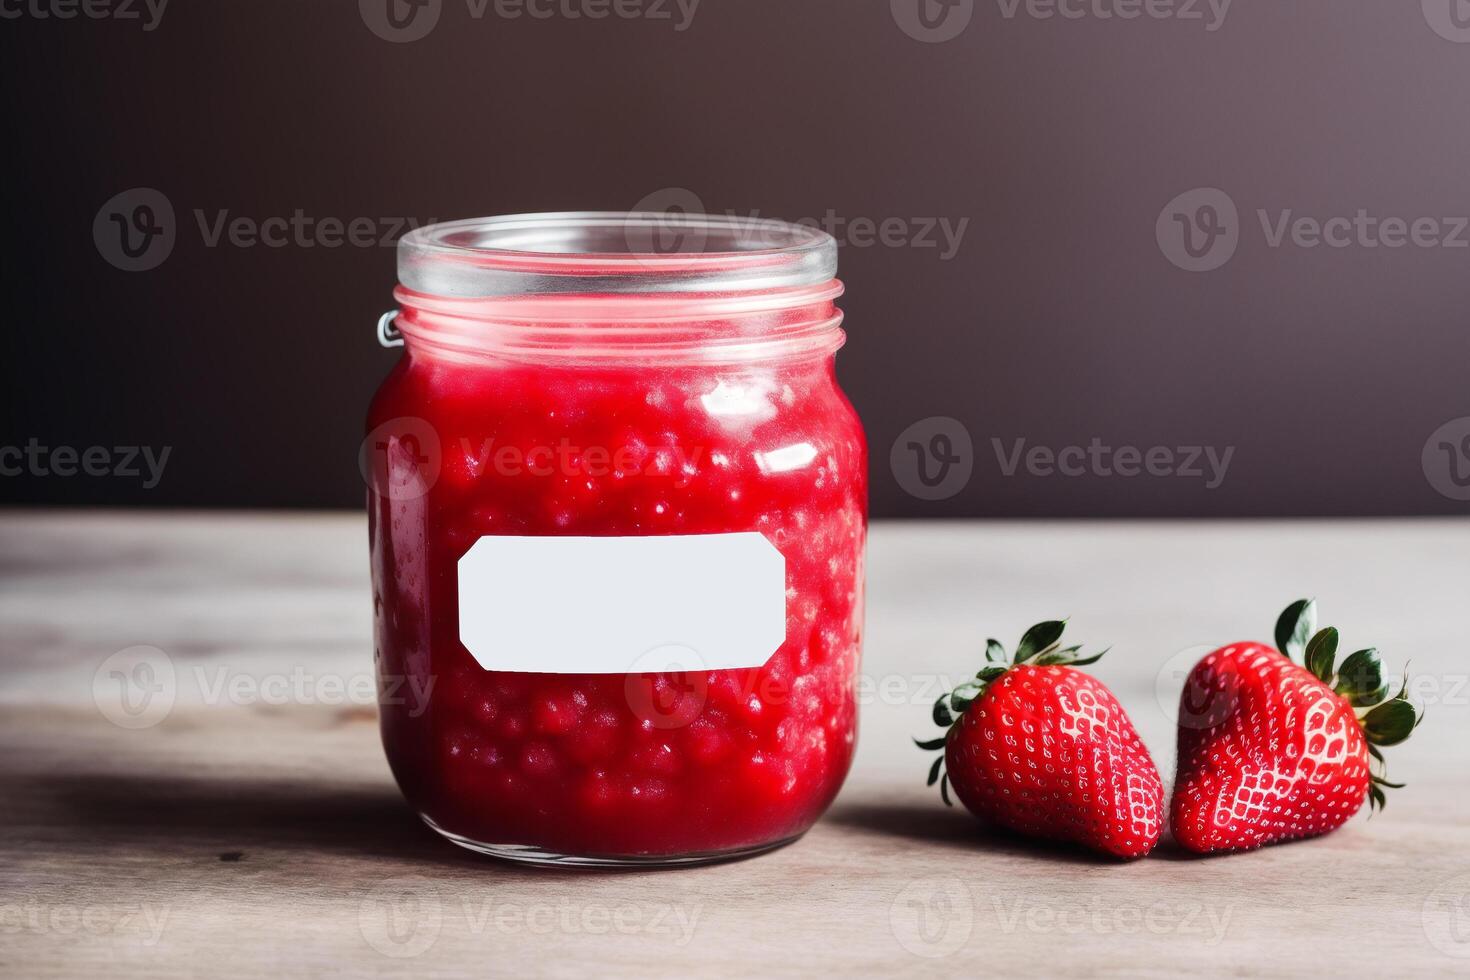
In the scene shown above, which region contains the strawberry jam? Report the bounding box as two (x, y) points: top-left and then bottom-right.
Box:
(366, 213), (867, 865)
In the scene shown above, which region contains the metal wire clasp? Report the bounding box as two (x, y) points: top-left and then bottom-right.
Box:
(376, 310), (404, 349)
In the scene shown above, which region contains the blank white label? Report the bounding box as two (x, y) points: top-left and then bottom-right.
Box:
(457, 533), (787, 674)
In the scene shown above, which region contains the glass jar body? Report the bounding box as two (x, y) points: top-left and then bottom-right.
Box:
(367, 343), (867, 864)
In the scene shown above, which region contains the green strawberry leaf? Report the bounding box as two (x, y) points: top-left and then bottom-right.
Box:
(1065, 647), (1109, 667)
(926, 755), (944, 787)
(1363, 698), (1419, 747)
(1035, 645), (1080, 666)
(1304, 627), (1339, 683)
(1015, 620), (1066, 663)
(932, 694), (954, 727)
(939, 773), (952, 807)
(1035, 644), (1110, 668)
(985, 639), (1007, 663)
(1352, 682), (1390, 709)
(949, 681), (983, 713)
(1335, 648), (1387, 705)
(914, 735), (948, 751)
(1275, 599), (1317, 662)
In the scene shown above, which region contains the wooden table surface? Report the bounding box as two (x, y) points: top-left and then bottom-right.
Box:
(3, 512), (1469, 978)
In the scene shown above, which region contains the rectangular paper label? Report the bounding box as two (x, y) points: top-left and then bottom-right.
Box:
(457, 533), (787, 674)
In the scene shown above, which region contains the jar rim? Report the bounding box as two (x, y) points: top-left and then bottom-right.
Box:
(398, 212), (839, 298)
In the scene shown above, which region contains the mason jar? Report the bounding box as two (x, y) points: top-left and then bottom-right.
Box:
(365, 212), (867, 866)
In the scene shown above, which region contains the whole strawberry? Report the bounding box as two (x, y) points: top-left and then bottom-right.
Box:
(1171, 600), (1421, 854)
(916, 621), (1164, 859)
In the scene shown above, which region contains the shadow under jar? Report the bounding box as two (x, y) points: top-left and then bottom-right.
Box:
(366, 213), (868, 867)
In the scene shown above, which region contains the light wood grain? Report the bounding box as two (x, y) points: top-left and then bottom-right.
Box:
(2, 512), (1469, 978)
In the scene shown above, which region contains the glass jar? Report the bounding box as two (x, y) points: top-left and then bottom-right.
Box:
(365, 212), (867, 866)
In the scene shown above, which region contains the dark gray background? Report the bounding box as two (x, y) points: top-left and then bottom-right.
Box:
(3, 0), (1468, 516)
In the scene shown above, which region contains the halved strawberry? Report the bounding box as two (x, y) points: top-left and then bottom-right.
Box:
(1170, 600), (1421, 854)
(916, 621), (1164, 859)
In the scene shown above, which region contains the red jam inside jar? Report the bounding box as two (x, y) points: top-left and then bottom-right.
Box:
(366, 213), (867, 865)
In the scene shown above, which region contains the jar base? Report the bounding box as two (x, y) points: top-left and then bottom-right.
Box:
(421, 815), (805, 869)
